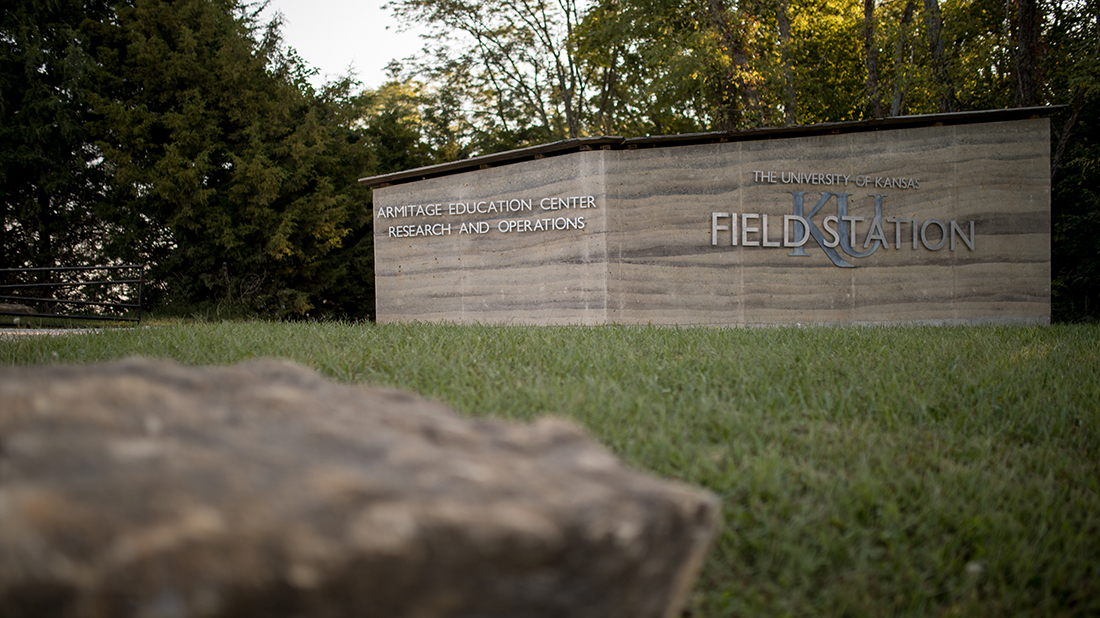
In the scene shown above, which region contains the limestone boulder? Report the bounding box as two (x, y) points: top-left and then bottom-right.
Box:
(0, 358), (719, 618)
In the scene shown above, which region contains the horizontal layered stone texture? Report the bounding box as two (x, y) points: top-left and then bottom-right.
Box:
(369, 115), (1050, 325)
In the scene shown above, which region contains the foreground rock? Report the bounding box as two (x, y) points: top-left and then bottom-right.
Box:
(0, 358), (719, 618)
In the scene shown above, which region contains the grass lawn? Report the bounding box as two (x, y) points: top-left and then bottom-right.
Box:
(2, 321), (1098, 617)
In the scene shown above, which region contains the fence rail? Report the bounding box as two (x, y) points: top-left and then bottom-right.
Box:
(0, 265), (144, 325)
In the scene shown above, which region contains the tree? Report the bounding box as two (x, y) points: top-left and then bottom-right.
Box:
(776, 0), (798, 123)
(0, 0), (112, 272)
(787, 0), (868, 122)
(83, 0), (369, 316)
(1013, 0), (1041, 107)
(1046, 0), (1100, 321)
(922, 0), (959, 112)
(574, 0), (721, 136)
(863, 0), (885, 117)
(388, 0), (591, 151)
(359, 81), (450, 171)
(885, 0), (917, 115)
(313, 79), (448, 320)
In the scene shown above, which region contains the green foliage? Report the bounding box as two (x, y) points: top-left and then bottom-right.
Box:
(82, 0), (372, 317)
(947, 0), (1017, 111)
(5, 0), (1099, 320)
(390, 0), (1093, 132)
(3, 322), (1098, 616)
(2, 0), (383, 319)
(1048, 0), (1100, 321)
(357, 81), (447, 171)
(0, 0), (113, 270)
(388, 0), (592, 151)
(787, 0), (868, 122)
(574, 0), (725, 135)
(1052, 101), (1100, 321)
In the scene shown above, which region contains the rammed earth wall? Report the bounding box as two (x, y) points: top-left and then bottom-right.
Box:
(363, 113), (1050, 325)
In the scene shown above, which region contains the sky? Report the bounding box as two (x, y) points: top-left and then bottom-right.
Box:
(261, 0), (431, 89)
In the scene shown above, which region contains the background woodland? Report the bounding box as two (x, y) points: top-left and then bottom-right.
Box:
(3, 0), (1098, 320)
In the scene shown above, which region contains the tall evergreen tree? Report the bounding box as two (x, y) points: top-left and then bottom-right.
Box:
(1, 0), (112, 271)
(83, 0), (370, 316)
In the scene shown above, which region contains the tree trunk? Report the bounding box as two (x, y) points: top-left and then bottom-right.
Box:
(35, 186), (56, 269)
(1014, 0), (1041, 107)
(556, 0), (582, 138)
(864, 0), (885, 117)
(596, 50), (620, 135)
(890, 0), (917, 116)
(705, 0), (765, 129)
(777, 0), (797, 124)
(923, 0), (958, 113)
